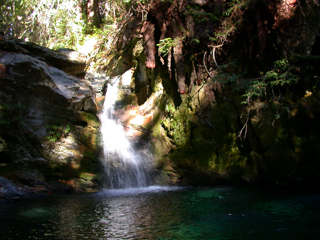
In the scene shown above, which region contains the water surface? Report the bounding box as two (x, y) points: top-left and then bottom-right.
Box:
(0, 186), (319, 239)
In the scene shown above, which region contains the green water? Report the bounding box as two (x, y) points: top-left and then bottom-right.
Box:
(0, 186), (319, 239)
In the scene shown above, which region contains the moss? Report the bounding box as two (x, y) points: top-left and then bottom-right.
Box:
(117, 93), (138, 108)
(80, 172), (96, 181)
(158, 96), (192, 147)
(78, 111), (100, 124)
(133, 39), (144, 58)
(45, 124), (71, 142)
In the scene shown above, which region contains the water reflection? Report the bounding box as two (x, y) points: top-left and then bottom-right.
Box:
(0, 186), (319, 239)
(95, 186), (186, 239)
(54, 198), (98, 239)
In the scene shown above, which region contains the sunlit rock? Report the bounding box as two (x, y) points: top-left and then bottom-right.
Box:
(0, 39), (86, 77)
(0, 42), (102, 197)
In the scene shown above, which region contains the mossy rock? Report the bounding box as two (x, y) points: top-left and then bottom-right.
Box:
(77, 111), (101, 128)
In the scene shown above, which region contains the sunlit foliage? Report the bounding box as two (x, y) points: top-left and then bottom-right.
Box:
(0, 0), (139, 49)
(0, 0), (84, 48)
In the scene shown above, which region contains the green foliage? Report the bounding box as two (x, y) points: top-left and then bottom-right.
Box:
(161, 117), (189, 146)
(212, 59), (299, 105)
(0, 0), (37, 45)
(161, 98), (190, 146)
(0, 0), (86, 48)
(191, 38), (200, 45)
(36, 0), (86, 49)
(187, 5), (219, 24)
(165, 101), (176, 115)
(224, 0), (248, 17)
(212, 58), (301, 134)
(157, 38), (180, 56)
(46, 124), (71, 142)
(211, 61), (241, 87)
(171, 119), (187, 145)
(0, 0), (141, 50)
(241, 59), (299, 105)
(209, 0), (246, 45)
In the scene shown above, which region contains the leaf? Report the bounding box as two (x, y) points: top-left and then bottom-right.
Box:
(191, 38), (200, 44)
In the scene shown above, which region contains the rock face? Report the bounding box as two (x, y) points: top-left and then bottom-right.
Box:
(1, 0), (320, 198)
(0, 39), (86, 77)
(0, 176), (26, 200)
(0, 40), (103, 200)
(100, 0), (320, 187)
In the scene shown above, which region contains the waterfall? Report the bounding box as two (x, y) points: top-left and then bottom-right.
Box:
(99, 74), (153, 189)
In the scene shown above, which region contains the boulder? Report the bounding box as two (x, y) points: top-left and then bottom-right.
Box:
(0, 177), (25, 200)
(0, 39), (86, 77)
(0, 43), (102, 198)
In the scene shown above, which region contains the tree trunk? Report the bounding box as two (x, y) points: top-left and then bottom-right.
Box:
(84, 0), (101, 31)
(92, 0), (101, 29)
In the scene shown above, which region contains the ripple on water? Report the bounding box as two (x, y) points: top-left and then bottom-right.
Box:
(0, 186), (319, 240)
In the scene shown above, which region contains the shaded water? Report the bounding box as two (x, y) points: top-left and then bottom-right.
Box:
(1, 186), (319, 239)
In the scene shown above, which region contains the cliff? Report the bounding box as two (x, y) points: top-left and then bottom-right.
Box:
(1, 1), (320, 200)
(99, 0), (320, 187)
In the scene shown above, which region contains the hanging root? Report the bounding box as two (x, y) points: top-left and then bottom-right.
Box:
(238, 112), (250, 141)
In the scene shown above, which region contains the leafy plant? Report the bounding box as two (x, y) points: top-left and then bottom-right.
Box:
(0, 0), (140, 50)
(46, 124), (71, 142)
(211, 58), (301, 140)
(209, 0), (246, 46)
(187, 5), (218, 24)
(241, 59), (299, 105)
(157, 38), (179, 56)
(165, 101), (176, 115)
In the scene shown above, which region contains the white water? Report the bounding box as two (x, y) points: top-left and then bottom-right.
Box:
(99, 75), (153, 189)
(97, 186), (186, 197)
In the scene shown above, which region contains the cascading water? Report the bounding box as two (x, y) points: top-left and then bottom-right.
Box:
(99, 75), (153, 189)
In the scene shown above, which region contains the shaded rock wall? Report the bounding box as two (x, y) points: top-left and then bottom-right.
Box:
(0, 40), (102, 200)
(104, 0), (320, 187)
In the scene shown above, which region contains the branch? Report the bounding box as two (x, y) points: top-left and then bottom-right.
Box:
(208, 44), (223, 69)
(238, 96), (251, 141)
(238, 111), (250, 141)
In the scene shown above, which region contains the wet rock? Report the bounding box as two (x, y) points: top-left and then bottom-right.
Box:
(84, 97), (98, 113)
(0, 177), (26, 200)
